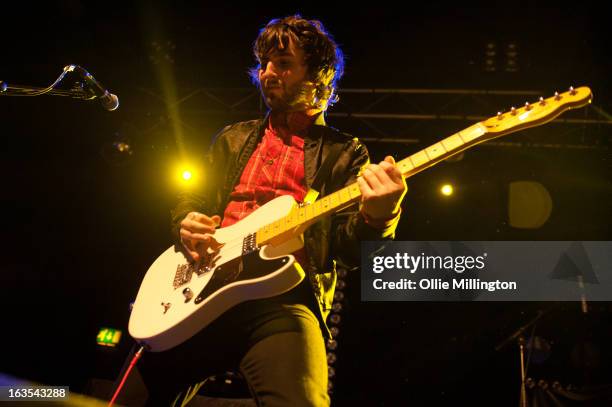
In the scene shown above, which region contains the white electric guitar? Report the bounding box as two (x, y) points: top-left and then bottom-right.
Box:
(129, 87), (592, 352)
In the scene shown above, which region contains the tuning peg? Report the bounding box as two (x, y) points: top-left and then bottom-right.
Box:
(497, 111), (503, 120)
(539, 96), (546, 106)
(524, 102), (531, 111)
(510, 106), (517, 115)
(554, 91), (561, 101)
(569, 86), (577, 95)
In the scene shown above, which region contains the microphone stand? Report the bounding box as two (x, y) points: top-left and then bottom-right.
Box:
(0, 65), (96, 101)
(495, 306), (558, 407)
(0, 82), (93, 99)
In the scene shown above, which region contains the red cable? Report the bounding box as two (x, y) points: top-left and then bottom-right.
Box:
(108, 346), (144, 407)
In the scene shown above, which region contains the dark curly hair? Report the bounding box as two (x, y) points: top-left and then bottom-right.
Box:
(250, 15), (344, 110)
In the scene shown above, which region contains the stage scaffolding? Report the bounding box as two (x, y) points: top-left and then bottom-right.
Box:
(126, 87), (611, 150)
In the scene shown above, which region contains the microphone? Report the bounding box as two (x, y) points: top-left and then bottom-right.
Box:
(65, 65), (119, 111)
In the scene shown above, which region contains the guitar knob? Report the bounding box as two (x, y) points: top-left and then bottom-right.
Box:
(183, 287), (193, 302)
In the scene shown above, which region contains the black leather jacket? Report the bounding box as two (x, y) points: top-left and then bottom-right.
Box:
(171, 115), (398, 336)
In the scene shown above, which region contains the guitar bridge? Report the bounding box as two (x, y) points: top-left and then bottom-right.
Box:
(173, 263), (194, 288)
(174, 261), (214, 288)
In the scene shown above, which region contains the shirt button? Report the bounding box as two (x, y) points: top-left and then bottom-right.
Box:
(267, 159), (274, 165)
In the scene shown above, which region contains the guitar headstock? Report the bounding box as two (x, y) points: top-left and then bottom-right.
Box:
(481, 86), (592, 138)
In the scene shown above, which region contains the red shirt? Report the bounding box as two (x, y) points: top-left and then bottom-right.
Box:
(221, 113), (314, 227)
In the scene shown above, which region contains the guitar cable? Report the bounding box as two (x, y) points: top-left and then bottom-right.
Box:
(108, 344), (144, 407)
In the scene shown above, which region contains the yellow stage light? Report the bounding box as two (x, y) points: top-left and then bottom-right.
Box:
(171, 162), (200, 190)
(441, 184), (454, 196)
(508, 181), (552, 229)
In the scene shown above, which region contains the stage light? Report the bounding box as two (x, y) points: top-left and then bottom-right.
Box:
(114, 142), (131, 153)
(483, 42), (497, 72)
(149, 40), (176, 65)
(504, 42), (519, 72)
(177, 166), (196, 185)
(440, 184), (454, 196)
(172, 162), (202, 190)
(508, 181), (552, 228)
(96, 327), (122, 348)
(100, 134), (133, 167)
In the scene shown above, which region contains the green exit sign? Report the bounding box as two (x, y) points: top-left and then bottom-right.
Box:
(97, 328), (122, 347)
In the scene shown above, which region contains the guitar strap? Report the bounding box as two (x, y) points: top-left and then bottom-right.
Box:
(303, 141), (349, 204)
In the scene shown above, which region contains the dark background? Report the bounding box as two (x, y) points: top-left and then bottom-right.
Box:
(1, 2), (611, 406)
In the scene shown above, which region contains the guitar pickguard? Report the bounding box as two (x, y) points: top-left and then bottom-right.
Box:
(194, 250), (290, 304)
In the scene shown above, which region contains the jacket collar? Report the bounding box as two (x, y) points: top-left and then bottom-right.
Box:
(303, 112), (327, 189)
(304, 124), (325, 188)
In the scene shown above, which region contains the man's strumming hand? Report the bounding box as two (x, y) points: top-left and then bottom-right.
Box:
(179, 212), (222, 261)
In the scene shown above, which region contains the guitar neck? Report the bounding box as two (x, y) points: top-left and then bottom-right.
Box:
(255, 86), (593, 247)
(255, 122), (489, 246)
(395, 122), (488, 178)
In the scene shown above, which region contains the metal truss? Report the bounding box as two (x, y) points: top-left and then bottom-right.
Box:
(126, 87), (612, 150)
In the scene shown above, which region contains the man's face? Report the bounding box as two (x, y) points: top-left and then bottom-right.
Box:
(258, 40), (311, 112)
